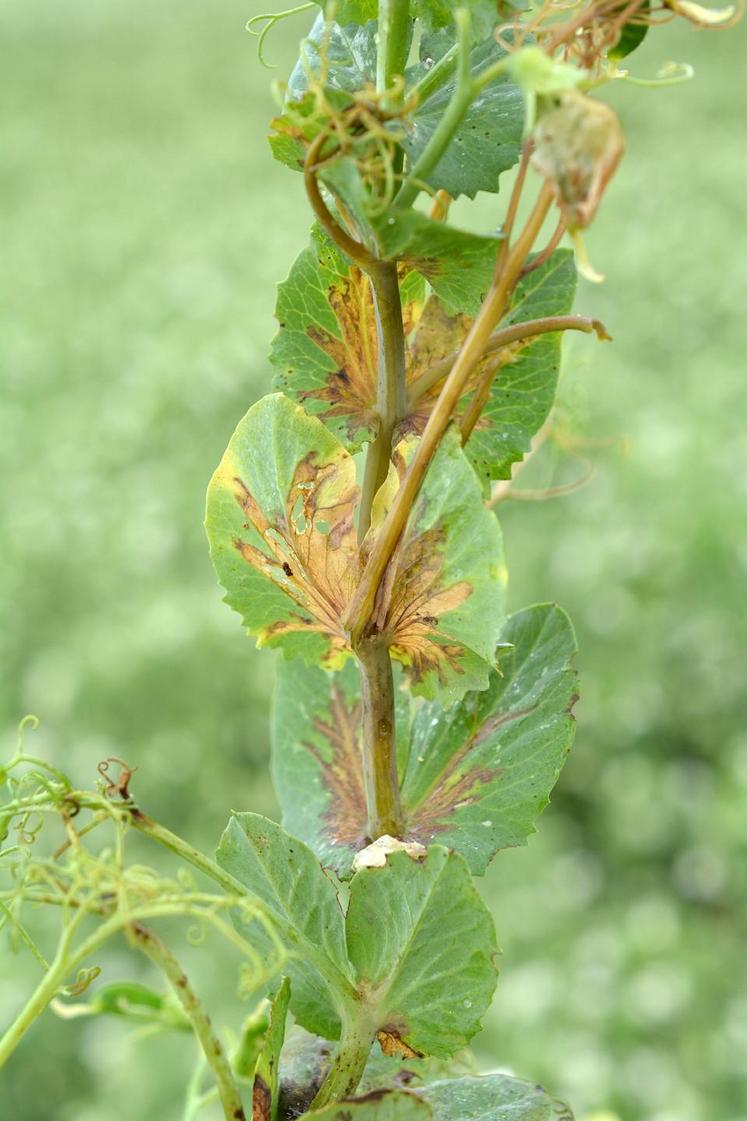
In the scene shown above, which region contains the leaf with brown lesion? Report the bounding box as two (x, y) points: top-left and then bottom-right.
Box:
(206, 393), (362, 666)
(273, 607), (579, 880)
(401, 604), (580, 874)
(271, 227), (425, 452)
(365, 428), (507, 705)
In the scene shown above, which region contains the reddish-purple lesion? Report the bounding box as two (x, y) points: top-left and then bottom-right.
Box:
(405, 704), (538, 841)
(305, 685), (368, 850)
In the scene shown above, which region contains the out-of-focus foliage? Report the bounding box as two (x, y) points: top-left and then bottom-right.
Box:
(0, 2), (745, 1121)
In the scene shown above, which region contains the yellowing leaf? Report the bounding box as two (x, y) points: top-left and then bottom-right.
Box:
(206, 394), (360, 665)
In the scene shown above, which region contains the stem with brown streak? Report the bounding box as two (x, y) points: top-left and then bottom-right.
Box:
(356, 636), (403, 839)
(128, 922), (247, 1121)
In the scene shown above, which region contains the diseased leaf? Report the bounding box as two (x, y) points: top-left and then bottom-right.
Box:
(207, 395), (504, 701)
(271, 605), (576, 877)
(345, 847), (498, 1057)
(402, 604), (579, 874)
(402, 31), (524, 198)
(420, 1074), (557, 1121)
(370, 428), (506, 704)
(216, 813), (353, 1039)
(271, 228), (425, 452)
(402, 250), (577, 487)
(253, 978), (291, 1121)
(301, 1090), (432, 1121)
(462, 250), (577, 485)
(272, 658), (411, 878)
(205, 393), (360, 666)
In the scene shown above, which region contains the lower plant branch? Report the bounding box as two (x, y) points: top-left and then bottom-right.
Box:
(343, 183), (555, 642)
(356, 637), (403, 839)
(309, 1012), (374, 1110)
(128, 922), (246, 1121)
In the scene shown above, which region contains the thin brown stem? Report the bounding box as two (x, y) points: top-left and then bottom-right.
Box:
(356, 637), (403, 839)
(497, 140), (532, 274)
(460, 184), (556, 443)
(128, 923), (246, 1121)
(304, 132), (379, 271)
(520, 218), (567, 278)
(406, 315), (609, 408)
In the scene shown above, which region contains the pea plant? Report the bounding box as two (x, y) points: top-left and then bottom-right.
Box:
(1, 1), (736, 1118)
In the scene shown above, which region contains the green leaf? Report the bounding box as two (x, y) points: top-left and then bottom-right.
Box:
(463, 250), (577, 485)
(402, 31), (524, 198)
(301, 1091), (432, 1121)
(254, 978), (291, 1121)
(270, 604), (576, 876)
(287, 17), (382, 103)
(609, 0), (650, 59)
(271, 227), (425, 452)
(420, 1073), (558, 1121)
(371, 210), (502, 317)
(412, 0), (499, 38)
(205, 393), (359, 667)
(216, 812), (354, 1039)
(282, 16), (523, 200)
(345, 847), (498, 1057)
(373, 427), (507, 704)
(403, 604), (578, 874)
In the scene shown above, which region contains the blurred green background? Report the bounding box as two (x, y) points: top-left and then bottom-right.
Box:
(1, 2), (746, 1119)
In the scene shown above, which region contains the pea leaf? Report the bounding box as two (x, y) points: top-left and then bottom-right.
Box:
(271, 658), (411, 878)
(420, 1074), (558, 1121)
(279, 16), (522, 200)
(253, 978), (291, 1121)
(402, 31), (524, 198)
(402, 603), (579, 873)
(345, 847), (498, 1057)
(370, 210), (502, 317)
(208, 394), (505, 704)
(271, 604), (577, 876)
(301, 1091), (432, 1121)
(205, 393), (359, 667)
(216, 812), (354, 1039)
(271, 228), (426, 452)
(371, 428), (507, 704)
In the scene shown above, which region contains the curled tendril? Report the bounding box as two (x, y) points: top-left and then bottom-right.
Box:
(62, 966), (102, 998)
(616, 60), (695, 85)
(247, 2), (316, 68)
(187, 920), (209, 947)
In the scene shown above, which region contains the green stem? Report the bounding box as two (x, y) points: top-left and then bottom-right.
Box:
(358, 262), (407, 542)
(129, 922), (246, 1121)
(0, 926), (75, 1067)
(309, 1012), (374, 1109)
(395, 10), (473, 210)
(376, 0), (411, 101)
(356, 637), (403, 840)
